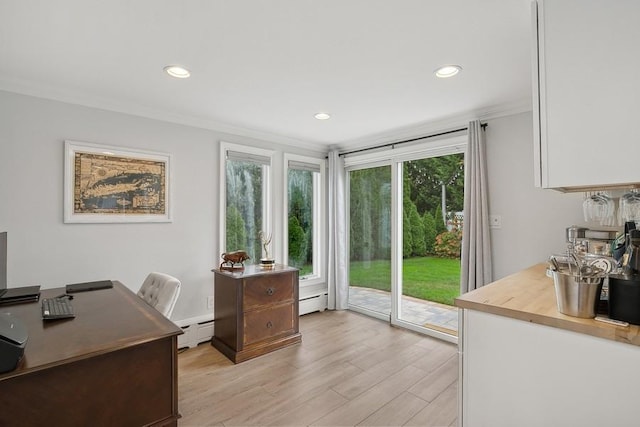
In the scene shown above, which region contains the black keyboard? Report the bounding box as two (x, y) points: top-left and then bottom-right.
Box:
(41, 297), (75, 320)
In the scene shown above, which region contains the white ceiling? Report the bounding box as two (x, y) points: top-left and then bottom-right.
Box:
(0, 0), (534, 150)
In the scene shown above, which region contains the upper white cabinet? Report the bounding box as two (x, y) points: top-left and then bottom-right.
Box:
(533, 0), (640, 190)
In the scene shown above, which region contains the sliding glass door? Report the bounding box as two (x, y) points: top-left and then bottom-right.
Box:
(396, 155), (463, 337)
(348, 165), (392, 319)
(346, 137), (465, 342)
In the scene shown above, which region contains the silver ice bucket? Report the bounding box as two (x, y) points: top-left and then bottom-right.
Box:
(550, 270), (604, 318)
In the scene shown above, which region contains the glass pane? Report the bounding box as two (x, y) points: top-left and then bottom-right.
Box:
(225, 160), (264, 261)
(348, 166), (391, 316)
(288, 168), (314, 276)
(400, 154), (463, 335)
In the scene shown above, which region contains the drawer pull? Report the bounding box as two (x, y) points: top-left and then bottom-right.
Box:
(266, 321), (273, 329)
(266, 287), (275, 296)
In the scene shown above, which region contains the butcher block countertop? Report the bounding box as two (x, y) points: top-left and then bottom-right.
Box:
(455, 263), (640, 347)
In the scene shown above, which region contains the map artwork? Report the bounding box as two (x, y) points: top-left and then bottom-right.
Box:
(73, 152), (166, 215)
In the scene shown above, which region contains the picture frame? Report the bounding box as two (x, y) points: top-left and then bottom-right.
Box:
(64, 140), (172, 223)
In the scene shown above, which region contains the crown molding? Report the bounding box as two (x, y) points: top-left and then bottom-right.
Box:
(0, 77), (327, 153)
(331, 98), (533, 153)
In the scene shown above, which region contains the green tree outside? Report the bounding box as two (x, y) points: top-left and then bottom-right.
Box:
(288, 216), (306, 266)
(226, 205), (246, 252)
(423, 211), (437, 254)
(408, 203), (426, 256)
(288, 169), (314, 272)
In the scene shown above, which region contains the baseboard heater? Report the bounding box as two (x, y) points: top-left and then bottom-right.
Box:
(175, 314), (215, 350)
(299, 292), (328, 315)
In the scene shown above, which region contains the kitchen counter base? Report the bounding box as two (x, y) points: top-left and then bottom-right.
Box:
(460, 310), (640, 427)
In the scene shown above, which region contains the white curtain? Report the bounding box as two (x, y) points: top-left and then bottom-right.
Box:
(327, 150), (349, 309)
(461, 120), (493, 293)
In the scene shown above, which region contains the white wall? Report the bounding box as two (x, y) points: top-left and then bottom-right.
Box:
(0, 90), (323, 321)
(485, 111), (586, 280)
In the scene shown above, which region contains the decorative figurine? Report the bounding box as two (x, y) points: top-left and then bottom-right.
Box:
(220, 250), (250, 271)
(259, 231), (275, 269)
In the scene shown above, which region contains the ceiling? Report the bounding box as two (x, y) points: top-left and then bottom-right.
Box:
(0, 0), (534, 151)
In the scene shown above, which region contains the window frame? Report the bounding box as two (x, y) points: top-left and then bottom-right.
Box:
(219, 142), (275, 262)
(283, 153), (326, 286)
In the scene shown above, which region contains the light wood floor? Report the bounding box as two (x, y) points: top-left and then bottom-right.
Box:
(178, 310), (458, 427)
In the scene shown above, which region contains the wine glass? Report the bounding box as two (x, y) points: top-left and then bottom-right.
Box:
(620, 189), (640, 223)
(583, 192), (615, 226)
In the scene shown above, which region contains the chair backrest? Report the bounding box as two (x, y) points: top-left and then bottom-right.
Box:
(137, 272), (181, 319)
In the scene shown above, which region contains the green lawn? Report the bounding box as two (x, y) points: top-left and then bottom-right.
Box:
(349, 256), (461, 306)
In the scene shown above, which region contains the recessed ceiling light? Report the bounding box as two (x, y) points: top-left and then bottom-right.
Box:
(435, 65), (462, 78)
(164, 65), (191, 79)
(314, 112), (331, 120)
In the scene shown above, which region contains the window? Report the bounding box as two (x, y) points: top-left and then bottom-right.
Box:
(220, 144), (325, 284)
(221, 144), (273, 262)
(285, 154), (325, 281)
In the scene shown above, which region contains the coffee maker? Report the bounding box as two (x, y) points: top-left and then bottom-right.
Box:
(608, 227), (640, 324)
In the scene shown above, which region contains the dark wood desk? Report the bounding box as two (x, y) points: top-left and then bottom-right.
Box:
(0, 282), (182, 427)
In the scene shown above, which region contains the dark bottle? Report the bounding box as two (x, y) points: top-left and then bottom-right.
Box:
(614, 221), (637, 261)
(624, 229), (640, 274)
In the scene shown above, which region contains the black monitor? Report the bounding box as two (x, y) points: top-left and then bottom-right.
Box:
(0, 232), (6, 290)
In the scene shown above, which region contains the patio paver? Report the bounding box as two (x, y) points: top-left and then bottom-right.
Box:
(349, 286), (459, 333)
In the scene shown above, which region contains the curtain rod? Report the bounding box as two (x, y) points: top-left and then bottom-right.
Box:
(338, 123), (487, 157)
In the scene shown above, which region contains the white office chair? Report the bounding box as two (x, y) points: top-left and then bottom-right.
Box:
(137, 272), (181, 319)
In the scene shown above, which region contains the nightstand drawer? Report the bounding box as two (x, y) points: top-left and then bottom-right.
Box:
(243, 274), (294, 309)
(243, 304), (294, 346)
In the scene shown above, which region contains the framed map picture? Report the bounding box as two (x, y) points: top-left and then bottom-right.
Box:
(64, 141), (172, 223)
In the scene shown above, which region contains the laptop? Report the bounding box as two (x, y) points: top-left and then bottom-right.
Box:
(0, 285), (41, 304)
(66, 280), (113, 293)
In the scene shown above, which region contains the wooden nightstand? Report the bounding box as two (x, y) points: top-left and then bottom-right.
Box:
(211, 264), (302, 363)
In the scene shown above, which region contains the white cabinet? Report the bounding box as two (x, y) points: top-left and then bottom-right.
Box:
(533, 0), (640, 190)
(460, 310), (640, 427)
